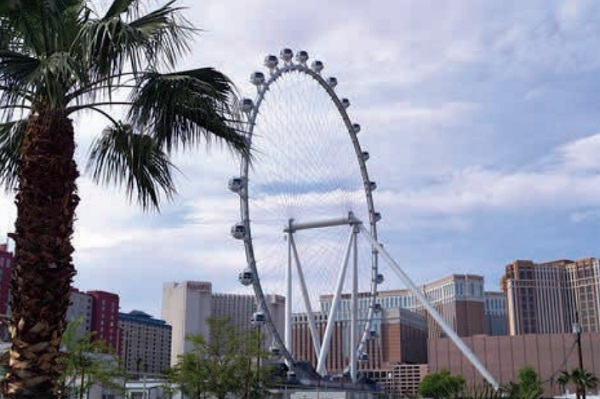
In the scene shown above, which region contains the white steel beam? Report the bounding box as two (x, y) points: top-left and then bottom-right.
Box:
(357, 224), (500, 390)
(316, 229), (354, 376)
(284, 215), (354, 233)
(350, 226), (358, 383)
(289, 234), (322, 356)
(285, 230), (293, 364)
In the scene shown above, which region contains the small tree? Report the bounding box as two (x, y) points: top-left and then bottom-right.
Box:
(167, 317), (272, 399)
(57, 319), (125, 399)
(516, 365), (543, 399)
(417, 370), (465, 399)
(558, 370), (571, 393)
(501, 366), (543, 399)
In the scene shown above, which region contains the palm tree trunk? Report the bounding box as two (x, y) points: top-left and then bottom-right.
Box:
(5, 109), (79, 399)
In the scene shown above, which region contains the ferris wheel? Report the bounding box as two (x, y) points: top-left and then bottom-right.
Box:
(228, 48), (501, 390)
(229, 48), (383, 381)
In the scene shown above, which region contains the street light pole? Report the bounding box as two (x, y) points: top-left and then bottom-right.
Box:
(573, 311), (585, 399)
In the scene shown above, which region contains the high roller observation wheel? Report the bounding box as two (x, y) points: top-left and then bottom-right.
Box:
(229, 48), (384, 379)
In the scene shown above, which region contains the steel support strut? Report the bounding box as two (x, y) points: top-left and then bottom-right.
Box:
(357, 224), (500, 390)
(316, 228), (355, 376)
(289, 234), (321, 356)
(350, 224), (359, 383)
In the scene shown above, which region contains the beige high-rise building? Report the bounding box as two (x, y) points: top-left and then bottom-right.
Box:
(211, 292), (256, 331)
(162, 281), (213, 366)
(501, 257), (600, 335)
(161, 281), (285, 366)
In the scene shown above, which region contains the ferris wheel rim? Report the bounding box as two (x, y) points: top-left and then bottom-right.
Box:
(235, 49), (381, 377)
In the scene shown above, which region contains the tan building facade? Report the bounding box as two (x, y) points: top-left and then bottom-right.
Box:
(162, 281), (212, 365)
(162, 281), (285, 366)
(502, 258), (600, 335)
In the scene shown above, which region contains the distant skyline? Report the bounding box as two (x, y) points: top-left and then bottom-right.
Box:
(1, 0), (600, 318)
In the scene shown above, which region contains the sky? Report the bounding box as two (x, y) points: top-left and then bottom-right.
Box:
(1, 0), (600, 318)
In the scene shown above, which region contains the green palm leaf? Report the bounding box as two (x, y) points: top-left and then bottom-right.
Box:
(0, 119), (25, 191)
(87, 122), (178, 210)
(128, 68), (248, 156)
(102, 0), (137, 19)
(79, 0), (191, 81)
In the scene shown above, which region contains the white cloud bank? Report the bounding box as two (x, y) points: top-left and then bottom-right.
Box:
(375, 133), (600, 233)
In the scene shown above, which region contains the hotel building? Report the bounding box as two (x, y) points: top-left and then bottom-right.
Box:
(162, 281), (284, 365)
(119, 310), (171, 375)
(66, 288), (93, 339)
(502, 258), (600, 335)
(321, 274), (487, 339)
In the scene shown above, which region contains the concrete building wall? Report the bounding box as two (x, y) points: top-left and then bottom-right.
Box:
(161, 282), (282, 367)
(211, 292), (255, 331)
(265, 293), (286, 343)
(161, 281), (212, 366)
(380, 308), (427, 365)
(428, 333), (600, 397)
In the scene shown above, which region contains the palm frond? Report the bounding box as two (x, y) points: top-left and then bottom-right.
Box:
(103, 0), (137, 19)
(0, 49), (85, 108)
(86, 122), (178, 211)
(0, 0), (83, 56)
(128, 0), (192, 67)
(0, 119), (25, 192)
(0, 50), (40, 84)
(78, 0), (192, 86)
(128, 68), (249, 157)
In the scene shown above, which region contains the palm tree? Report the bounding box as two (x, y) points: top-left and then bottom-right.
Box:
(558, 368), (599, 399)
(0, 0), (248, 397)
(558, 371), (571, 394)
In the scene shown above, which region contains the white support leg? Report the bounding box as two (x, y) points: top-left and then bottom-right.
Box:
(285, 229), (293, 365)
(350, 226), (358, 383)
(357, 224), (500, 390)
(316, 229), (355, 376)
(289, 234), (321, 356)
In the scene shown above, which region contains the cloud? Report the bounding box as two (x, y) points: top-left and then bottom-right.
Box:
(557, 134), (600, 172)
(374, 133), (600, 233)
(359, 101), (479, 128)
(0, 195), (15, 242)
(3, 0), (600, 317)
(570, 209), (600, 223)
